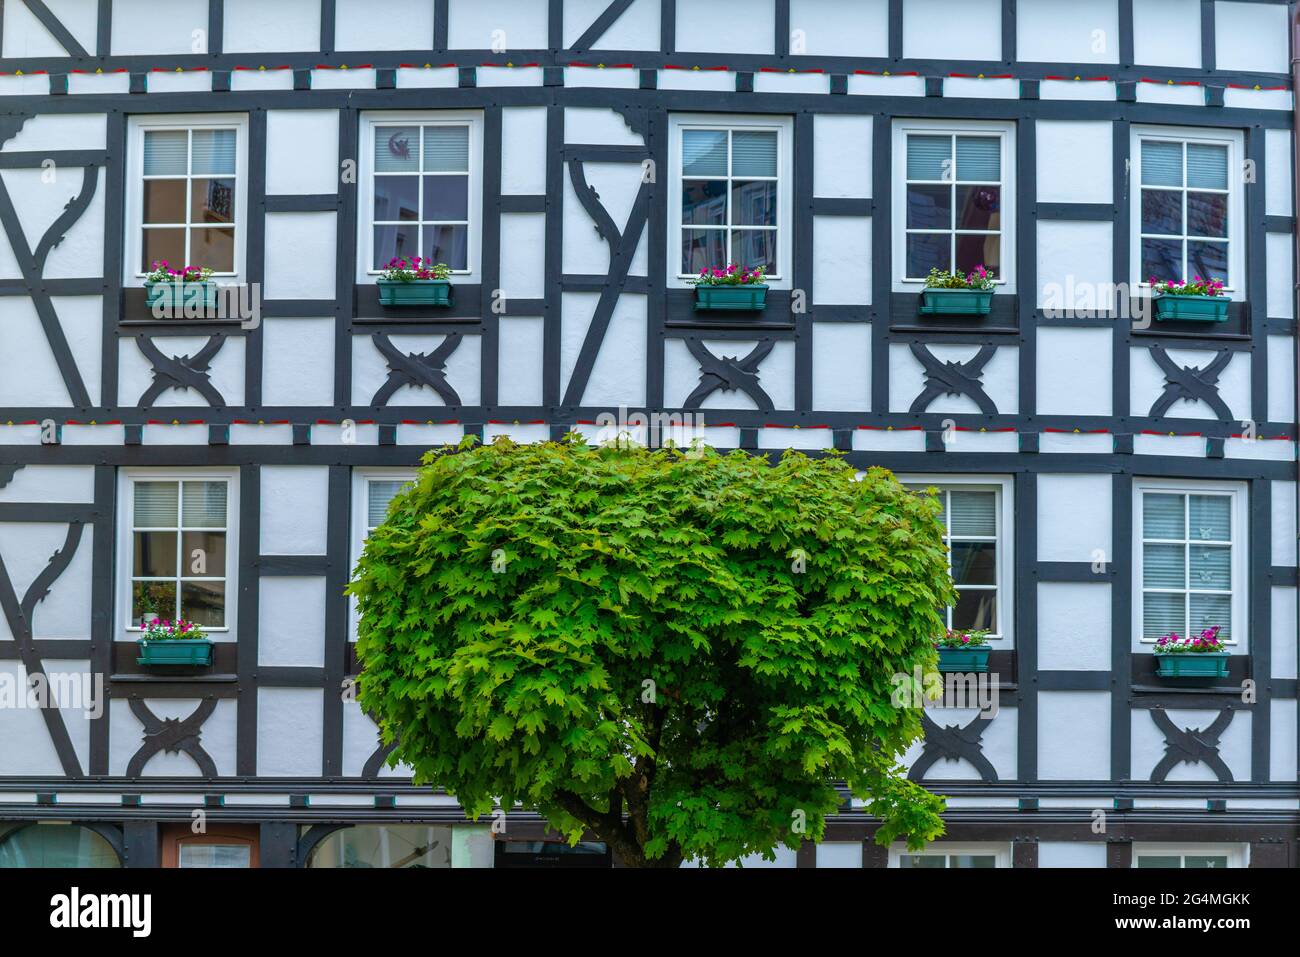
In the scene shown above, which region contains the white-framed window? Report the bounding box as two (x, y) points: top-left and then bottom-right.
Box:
(892, 119), (1015, 292)
(358, 111), (483, 282)
(349, 469), (417, 640)
(1130, 126), (1244, 296)
(125, 114), (249, 284)
(1133, 844), (1247, 868)
(668, 114), (793, 288)
(1133, 479), (1247, 645)
(890, 842), (1011, 868)
(900, 475), (1014, 643)
(116, 469), (239, 634)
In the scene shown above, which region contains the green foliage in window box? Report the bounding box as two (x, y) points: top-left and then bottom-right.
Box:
(935, 629), (991, 672)
(1153, 627), (1229, 678)
(350, 436), (955, 867)
(144, 262), (218, 313)
(919, 266), (995, 316)
(1150, 277), (1228, 322)
(136, 618), (213, 666)
(690, 264), (768, 311)
(377, 257), (453, 306)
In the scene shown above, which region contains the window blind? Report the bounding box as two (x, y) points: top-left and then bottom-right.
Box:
(134, 482), (179, 527)
(731, 131), (777, 177)
(956, 136), (1000, 181)
(1188, 494), (1230, 540)
(1186, 144), (1228, 190)
(368, 480), (409, 528)
(682, 130), (727, 176)
(182, 481), (227, 528)
(1142, 493), (1184, 539)
(374, 126), (419, 173)
(423, 126), (469, 172)
(1142, 592), (1184, 639)
(143, 130), (188, 176)
(948, 491), (996, 537)
(1141, 140), (1183, 187)
(191, 129), (236, 175)
(907, 135), (950, 181)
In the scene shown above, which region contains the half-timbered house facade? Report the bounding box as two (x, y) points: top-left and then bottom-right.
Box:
(0, 0), (1297, 868)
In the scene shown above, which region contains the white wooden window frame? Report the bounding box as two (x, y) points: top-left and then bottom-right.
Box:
(1132, 843), (1248, 868)
(898, 474), (1014, 647)
(357, 110), (484, 284)
(124, 113), (250, 287)
(116, 467), (240, 640)
(1129, 125), (1245, 299)
(349, 468), (418, 641)
(1131, 477), (1247, 646)
(891, 118), (1017, 294)
(667, 113), (794, 290)
(889, 842), (1012, 868)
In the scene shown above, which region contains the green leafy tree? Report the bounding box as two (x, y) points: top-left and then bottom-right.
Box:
(350, 436), (952, 868)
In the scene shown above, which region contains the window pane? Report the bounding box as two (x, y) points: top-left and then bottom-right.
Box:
(950, 855), (996, 868)
(955, 136), (999, 181)
(1143, 591), (1185, 640)
(191, 227), (235, 272)
(731, 181), (777, 226)
(179, 844), (251, 868)
(1141, 237), (1183, 281)
(182, 531), (226, 577)
(191, 178), (235, 225)
(143, 130), (188, 176)
(143, 180), (187, 224)
(681, 229), (727, 273)
(142, 229), (186, 272)
(374, 175), (419, 221)
(1184, 855), (1229, 868)
(682, 130), (727, 176)
(1186, 192), (1227, 238)
(1186, 241), (1228, 282)
(1142, 543), (1186, 588)
(1189, 495), (1231, 540)
(191, 129), (236, 175)
(132, 581), (177, 626)
(906, 232), (950, 277)
(368, 480), (410, 528)
(1144, 493), (1185, 538)
(421, 224), (468, 270)
(906, 134), (950, 181)
(1186, 143), (1228, 189)
(732, 229), (777, 274)
(906, 184), (951, 229)
(422, 126), (468, 172)
(423, 175), (469, 221)
(181, 580), (225, 627)
(374, 126), (419, 173)
(1141, 140), (1183, 187)
(1189, 593), (1230, 638)
(949, 491), (996, 536)
(1136, 855), (1181, 868)
(182, 481), (227, 528)
(682, 181), (727, 226)
(1189, 544), (1230, 590)
(956, 234), (999, 275)
(898, 855), (947, 868)
(952, 590), (995, 631)
(731, 131), (777, 177)
(133, 531), (178, 577)
(135, 481), (179, 526)
(374, 224), (418, 267)
(1141, 189), (1182, 234)
(951, 542), (995, 585)
(955, 185), (1000, 230)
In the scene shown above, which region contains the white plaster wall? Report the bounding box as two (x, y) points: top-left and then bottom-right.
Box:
(0, 167), (104, 280)
(1, 0), (96, 57)
(448, 0), (548, 50)
(1039, 842), (1108, 867)
(813, 115), (872, 199)
(753, 73), (826, 95)
(1036, 121), (1112, 204)
(1040, 80), (1116, 101)
(1272, 480), (1297, 566)
(396, 67), (459, 90)
(501, 108), (548, 195)
(500, 213), (546, 300)
(1038, 583), (1112, 671)
(1037, 221), (1113, 309)
(264, 212), (337, 299)
(1132, 0), (1200, 67)
(230, 68), (295, 92)
(563, 160), (646, 277)
(398, 423), (464, 447)
(258, 577), (327, 667)
(497, 316), (545, 407)
(224, 0), (321, 53)
(757, 426), (834, 450)
(1268, 335), (1295, 424)
(1266, 129), (1293, 217)
(563, 0), (660, 50)
(483, 423), (550, 443)
(111, 0), (207, 55)
(888, 343), (1019, 415)
(1039, 692), (1110, 779)
(676, 0), (775, 55)
(565, 66), (641, 89)
(146, 71), (211, 94)
(1037, 327), (1112, 416)
(118, 335), (244, 408)
(1266, 232), (1294, 320)
(0, 466), (93, 503)
(812, 323), (870, 412)
(663, 338), (795, 411)
(788, 0), (887, 57)
(1271, 699), (1297, 782)
(1215, 1), (1289, 74)
(902, 0), (1001, 60)
(266, 111), (339, 195)
(1037, 474), (1111, 562)
(0, 297), (100, 406)
(350, 332), (481, 407)
(1, 113), (106, 154)
(1040, 432), (1113, 454)
(1020, 0), (1119, 63)
(336, 0), (435, 50)
(1129, 346), (1249, 421)
(812, 216), (871, 306)
(257, 688), (324, 776)
(262, 318), (335, 406)
(0, 663), (66, 773)
(902, 706), (1018, 781)
(27, 524), (93, 639)
(1132, 707), (1250, 782)
(563, 294), (647, 408)
(1272, 586), (1297, 679)
(342, 699), (412, 776)
(260, 466), (330, 555)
